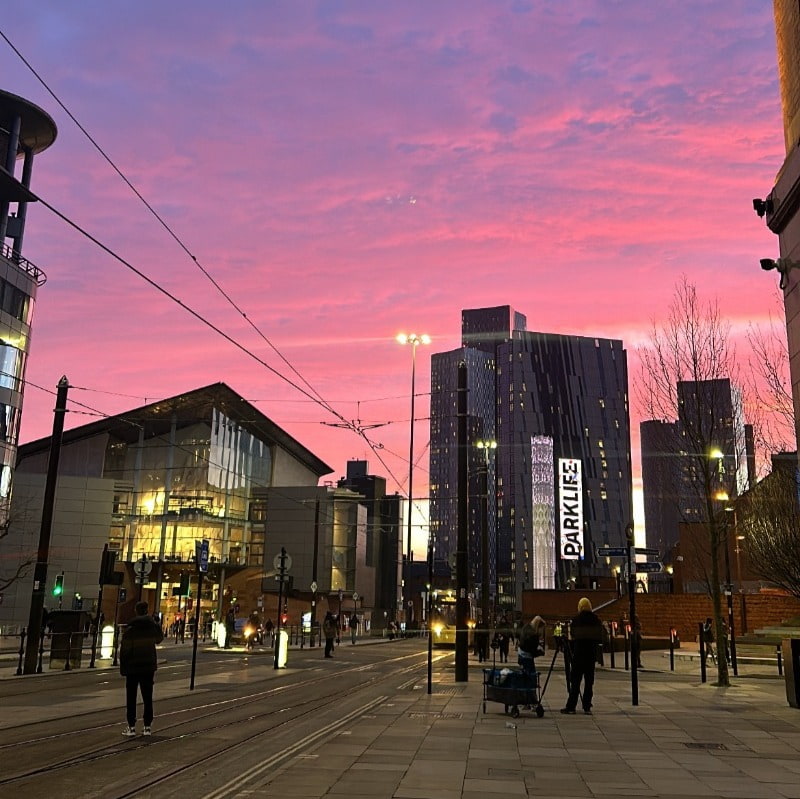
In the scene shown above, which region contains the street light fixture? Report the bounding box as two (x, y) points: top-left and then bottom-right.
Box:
(396, 332), (430, 628)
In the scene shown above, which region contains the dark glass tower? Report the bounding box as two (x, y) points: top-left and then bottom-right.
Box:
(429, 306), (633, 609)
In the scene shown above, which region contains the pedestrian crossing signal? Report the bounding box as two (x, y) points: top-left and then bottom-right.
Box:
(53, 573), (64, 597)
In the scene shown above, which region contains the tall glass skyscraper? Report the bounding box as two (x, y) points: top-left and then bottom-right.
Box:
(429, 306), (633, 609)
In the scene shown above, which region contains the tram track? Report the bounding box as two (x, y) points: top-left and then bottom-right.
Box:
(0, 648), (436, 794)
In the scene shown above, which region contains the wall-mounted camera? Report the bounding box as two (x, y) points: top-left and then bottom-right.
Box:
(752, 198), (773, 218)
(760, 257), (798, 289)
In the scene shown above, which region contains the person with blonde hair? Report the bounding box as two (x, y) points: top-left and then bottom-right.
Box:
(517, 614), (546, 674)
(561, 597), (604, 715)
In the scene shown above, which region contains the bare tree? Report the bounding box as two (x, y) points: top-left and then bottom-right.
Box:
(0, 497), (37, 592)
(638, 276), (745, 687)
(740, 466), (800, 598)
(746, 304), (795, 463)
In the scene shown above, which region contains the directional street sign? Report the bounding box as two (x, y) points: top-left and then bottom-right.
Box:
(635, 547), (660, 557)
(597, 547), (628, 557)
(635, 561), (663, 573)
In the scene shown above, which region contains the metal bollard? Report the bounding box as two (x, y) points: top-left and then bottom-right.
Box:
(669, 628), (676, 672)
(623, 627), (630, 671)
(15, 627), (26, 675)
(777, 645), (783, 676)
(37, 627), (46, 674)
(64, 632), (73, 671)
(609, 623), (616, 669)
(699, 622), (706, 683)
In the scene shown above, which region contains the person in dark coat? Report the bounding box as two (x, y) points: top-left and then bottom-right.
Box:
(561, 597), (604, 715)
(517, 615), (545, 674)
(322, 611), (338, 658)
(224, 607), (236, 649)
(120, 601), (164, 737)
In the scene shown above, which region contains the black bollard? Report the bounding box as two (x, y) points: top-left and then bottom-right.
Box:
(777, 645), (783, 676)
(37, 626), (46, 673)
(15, 627), (26, 676)
(64, 632), (72, 671)
(669, 628), (676, 672)
(699, 622), (706, 683)
(623, 626), (630, 671)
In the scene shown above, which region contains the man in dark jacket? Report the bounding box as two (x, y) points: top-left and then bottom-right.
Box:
(120, 600), (164, 737)
(561, 597), (604, 715)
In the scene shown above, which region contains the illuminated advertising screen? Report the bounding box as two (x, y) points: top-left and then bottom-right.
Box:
(531, 436), (556, 588)
(558, 458), (583, 560)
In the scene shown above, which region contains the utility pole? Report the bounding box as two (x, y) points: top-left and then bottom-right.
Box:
(24, 376), (69, 674)
(626, 523), (639, 706)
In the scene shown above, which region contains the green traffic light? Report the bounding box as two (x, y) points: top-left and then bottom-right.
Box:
(53, 574), (64, 596)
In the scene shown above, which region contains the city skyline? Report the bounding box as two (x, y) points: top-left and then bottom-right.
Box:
(0, 2), (786, 555)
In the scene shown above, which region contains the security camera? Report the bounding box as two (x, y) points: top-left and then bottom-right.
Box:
(753, 198), (773, 218)
(759, 257), (798, 289)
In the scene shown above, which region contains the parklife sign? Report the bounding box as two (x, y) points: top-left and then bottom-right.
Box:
(558, 458), (583, 560)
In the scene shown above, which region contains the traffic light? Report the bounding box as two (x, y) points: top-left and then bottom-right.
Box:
(179, 572), (190, 596)
(53, 573), (64, 597)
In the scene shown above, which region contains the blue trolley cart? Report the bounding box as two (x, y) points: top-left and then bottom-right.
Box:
(483, 667), (545, 718)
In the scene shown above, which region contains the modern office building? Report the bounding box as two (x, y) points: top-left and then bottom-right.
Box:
(763, 4), (800, 460)
(429, 306), (633, 609)
(337, 460), (402, 621)
(0, 383), (334, 631)
(0, 89), (57, 527)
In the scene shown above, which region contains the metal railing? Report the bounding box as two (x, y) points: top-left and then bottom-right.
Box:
(1, 242), (46, 285)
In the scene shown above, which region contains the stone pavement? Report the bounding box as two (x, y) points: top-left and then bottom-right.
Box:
(255, 655), (800, 799)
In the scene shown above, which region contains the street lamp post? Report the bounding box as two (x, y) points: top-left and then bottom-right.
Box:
(396, 332), (430, 629)
(475, 439), (497, 628)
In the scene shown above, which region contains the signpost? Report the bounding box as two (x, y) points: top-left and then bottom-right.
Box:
(133, 556), (152, 602)
(274, 549), (290, 669)
(635, 562), (664, 574)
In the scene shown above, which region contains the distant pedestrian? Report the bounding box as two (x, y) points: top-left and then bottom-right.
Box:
(264, 617), (274, 646)
(702, 617), (716, 665)
(323, 611), (338, 658)
(224, 607), (236, 649)
(475, 626), (490, 663)
(561, 598), (604, 716)
(350, 613), (359, 645)
(119, 601), (164, 737)
(634, 615), (643, 669)
(497, 615), (512, 663)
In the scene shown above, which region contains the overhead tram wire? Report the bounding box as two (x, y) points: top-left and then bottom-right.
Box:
(0, 27), (339, 423)
(1, 29), (429, 494)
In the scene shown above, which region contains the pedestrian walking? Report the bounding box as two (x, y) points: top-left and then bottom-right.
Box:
(323, 611), (338, 658)
(119, 600), (164, 737)
(349, 612), (359, 645)
(497, 615), (512, 663)
(264, 617), (274, 647)
(561, 597), (604, 716)
(634, 614), (643, 669)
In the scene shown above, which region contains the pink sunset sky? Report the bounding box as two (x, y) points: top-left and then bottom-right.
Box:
(0, 1), (788, 551)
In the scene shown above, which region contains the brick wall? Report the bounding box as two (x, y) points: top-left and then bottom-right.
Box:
(522, 589), (800, 644)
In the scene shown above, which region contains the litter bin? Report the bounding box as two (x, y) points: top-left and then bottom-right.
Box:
(782, 638), (800, 708)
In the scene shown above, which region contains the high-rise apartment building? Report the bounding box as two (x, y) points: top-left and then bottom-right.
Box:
(641, 378), (754, 569)
(429, 306), (633, 609)
(0, 89), (56, 526)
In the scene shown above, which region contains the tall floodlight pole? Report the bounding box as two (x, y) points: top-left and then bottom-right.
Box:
(476, 440), (497, 628)
(396, 332), (430, 628)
